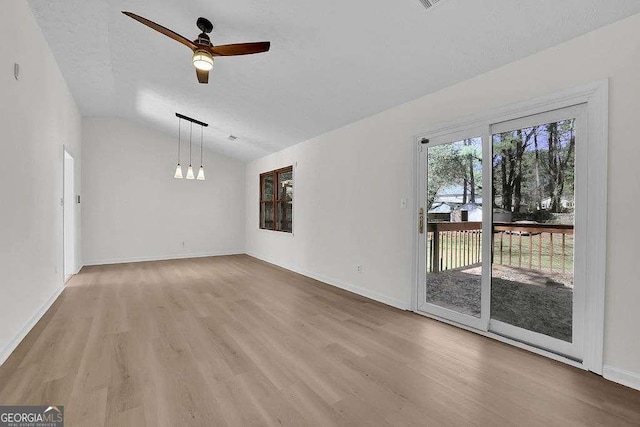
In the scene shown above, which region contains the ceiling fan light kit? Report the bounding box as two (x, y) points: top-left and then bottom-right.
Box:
(122, 11), (271, 84)
(192, 50), (214, 71)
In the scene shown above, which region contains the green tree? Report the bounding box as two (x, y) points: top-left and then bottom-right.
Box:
(460, 139), (482, 204)
(493, 128), (534, 212)
(427, 144), (465, 209)
(427, 139), (482, 210)
(545, 120), (575, 212)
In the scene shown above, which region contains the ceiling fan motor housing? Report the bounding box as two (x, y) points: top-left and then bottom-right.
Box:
(195, 17), (213, 46)
(197, 17), (213, 34)
(196, 33), (211, 45)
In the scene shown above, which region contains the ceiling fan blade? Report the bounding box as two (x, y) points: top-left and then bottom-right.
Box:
(196, 68), (209, 84)
(209, 42), (271, 57)
(122, 11), (196, 51)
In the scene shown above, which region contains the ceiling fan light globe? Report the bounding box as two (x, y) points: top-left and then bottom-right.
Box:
(193, 50), (214, 71)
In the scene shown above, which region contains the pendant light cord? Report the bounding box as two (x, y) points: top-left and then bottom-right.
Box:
(200, 125), (204, 166)
(189, 122), (193, 165)
(177, 117), (181, 163)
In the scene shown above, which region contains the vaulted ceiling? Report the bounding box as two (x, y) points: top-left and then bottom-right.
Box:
(28, 0), (640, 161)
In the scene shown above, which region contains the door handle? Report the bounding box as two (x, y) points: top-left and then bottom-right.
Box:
(419, 208), (424, 234)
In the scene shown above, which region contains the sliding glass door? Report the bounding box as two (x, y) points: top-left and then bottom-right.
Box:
(417, 104), (586, 360)
(416, 128), (491, 330)
(488, 105), (586, 360)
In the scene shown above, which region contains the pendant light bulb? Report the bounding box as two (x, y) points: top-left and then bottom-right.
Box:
(175, 117), (183, 178)
(185, 122), (195, 179)
(197, 125), (205, 180)
(174, 164), (183, 179)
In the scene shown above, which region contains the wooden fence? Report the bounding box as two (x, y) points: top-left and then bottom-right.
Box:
(427, 222), (574, 274)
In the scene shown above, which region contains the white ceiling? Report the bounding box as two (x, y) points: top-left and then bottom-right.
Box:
(28, 0), (640, 161)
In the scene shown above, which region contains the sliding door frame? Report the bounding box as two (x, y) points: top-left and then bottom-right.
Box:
(488, 104), (586, 361)
(410, 80), (608, 373)
(416, 125), (492, 331)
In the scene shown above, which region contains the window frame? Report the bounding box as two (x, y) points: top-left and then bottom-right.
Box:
(259, 166), (293, 233)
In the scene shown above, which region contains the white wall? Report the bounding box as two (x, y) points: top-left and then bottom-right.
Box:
(82, 118), (245, 265)
(246, 13), (640, 382)
(0, 0), (82, 363)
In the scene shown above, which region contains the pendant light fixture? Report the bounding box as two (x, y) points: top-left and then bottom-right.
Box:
(174, 112), (209, 180)
(197, 125), (205, 180)
(174, 117), (183, 179)
(186, 122), (195, 179)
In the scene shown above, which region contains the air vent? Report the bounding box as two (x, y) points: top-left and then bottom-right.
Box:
(418, 0), (441, 10)
(228, 135), (238, 141)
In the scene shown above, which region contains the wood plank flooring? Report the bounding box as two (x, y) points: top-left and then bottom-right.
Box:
(1, 255), (639, 426)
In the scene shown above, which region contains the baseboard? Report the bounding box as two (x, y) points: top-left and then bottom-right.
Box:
(83, 250), (245, 266)
(603, 365), (640, 391)
(246, 252), (410, 310)
(0, 286), (64, 366)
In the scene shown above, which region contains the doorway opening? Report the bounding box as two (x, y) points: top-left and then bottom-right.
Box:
(63, 150), (75, 282)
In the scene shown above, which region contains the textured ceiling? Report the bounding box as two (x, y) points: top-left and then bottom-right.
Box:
(28, 0), (640, 161)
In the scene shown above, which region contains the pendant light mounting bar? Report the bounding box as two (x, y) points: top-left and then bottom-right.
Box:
(175, 112), (208, 127)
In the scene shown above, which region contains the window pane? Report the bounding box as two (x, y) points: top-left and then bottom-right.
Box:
(277, 170), (293, 201)
(491, 119), (575, 342)
(262, 174), (274, 201)
(260, 202), (274, 229)
(277, 201), (293, 232)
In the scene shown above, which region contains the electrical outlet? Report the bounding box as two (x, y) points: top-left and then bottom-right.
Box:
(356, 265), (363, 273)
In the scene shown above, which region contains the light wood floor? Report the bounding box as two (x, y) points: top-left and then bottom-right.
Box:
(1, 255), (639, 426)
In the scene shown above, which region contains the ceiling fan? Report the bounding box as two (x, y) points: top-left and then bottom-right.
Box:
(122, 12), (270, 84)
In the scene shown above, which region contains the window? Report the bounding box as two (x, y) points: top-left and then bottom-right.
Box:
(260, 166), (293, 232)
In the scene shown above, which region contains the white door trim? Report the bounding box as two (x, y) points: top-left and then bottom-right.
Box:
(411, 80), (608, 373)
